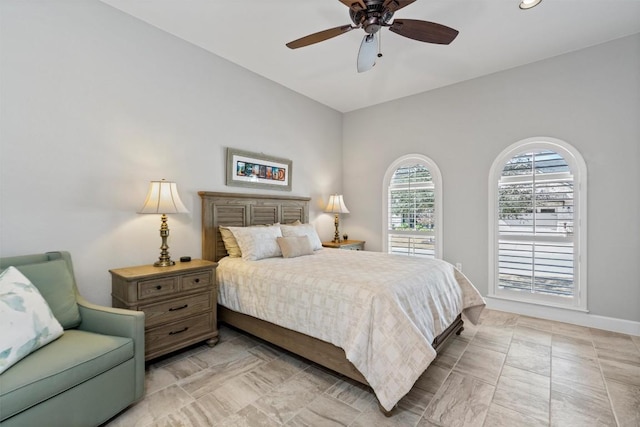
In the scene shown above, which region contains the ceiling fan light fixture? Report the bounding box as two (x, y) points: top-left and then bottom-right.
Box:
(519, 0), (542, 10)
(357, 33), (377, 73)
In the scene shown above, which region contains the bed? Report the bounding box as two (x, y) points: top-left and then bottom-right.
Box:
(199, 191), (485, 413)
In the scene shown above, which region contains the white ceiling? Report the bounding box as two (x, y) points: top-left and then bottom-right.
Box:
(100, 0), (640, 113)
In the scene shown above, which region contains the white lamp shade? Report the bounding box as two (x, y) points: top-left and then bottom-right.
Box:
(325, 194), (350, 214)
(139, 180), (189, 214)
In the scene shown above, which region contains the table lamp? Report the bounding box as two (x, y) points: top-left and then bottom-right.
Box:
(325, 194), (349, 243)
(139, 179), (189, 266)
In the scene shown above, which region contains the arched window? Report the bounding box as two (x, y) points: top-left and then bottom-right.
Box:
(383, 154), (442, 259)
(488, 138), (587, 310)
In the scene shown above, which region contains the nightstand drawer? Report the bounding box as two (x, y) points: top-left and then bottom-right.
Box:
(138, 277), (178, 300)
(143, 291), (212, 328)
(181, 271), (212, 291)
(145, 312), (213, 355)
(340, 243), (364, 250)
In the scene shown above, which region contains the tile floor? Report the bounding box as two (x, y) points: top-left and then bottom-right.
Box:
(105, 309), (640, 426)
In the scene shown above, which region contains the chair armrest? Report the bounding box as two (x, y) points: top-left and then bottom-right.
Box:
(76, 295), (146, 400)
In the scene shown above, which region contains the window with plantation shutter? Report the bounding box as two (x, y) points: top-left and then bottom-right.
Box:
(489, 138), (587, 310)
(383, 154), (442, 259)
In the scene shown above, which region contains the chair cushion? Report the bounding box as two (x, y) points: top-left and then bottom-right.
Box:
(0, 329), (134, 420)
(0, 267), (64, 374)
(16, 259), (81, 329)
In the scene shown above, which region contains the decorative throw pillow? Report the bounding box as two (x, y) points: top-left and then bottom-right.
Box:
(219, 226), (242, 257)
(16, 259), (81, 329)
(0, 266), (64, 374)
(280, 223), (323, 251)
(226, 225), (283, 261)
(277, 236), (314, 258)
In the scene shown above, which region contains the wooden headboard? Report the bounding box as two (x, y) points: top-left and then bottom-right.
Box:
(199, 191), (310, 262)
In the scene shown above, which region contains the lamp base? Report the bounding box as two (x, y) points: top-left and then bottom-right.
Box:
(333, 213), (341, 243)
(154, 213), (175, 267)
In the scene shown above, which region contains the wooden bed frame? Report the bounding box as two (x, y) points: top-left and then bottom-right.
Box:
(199, 191), (464, 404)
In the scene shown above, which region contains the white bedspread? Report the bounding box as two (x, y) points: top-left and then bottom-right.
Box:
(217, 249), (485, 411)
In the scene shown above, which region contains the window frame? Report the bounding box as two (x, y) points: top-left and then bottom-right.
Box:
(488, 137), (588, 311)
(382, 154), (443, 259)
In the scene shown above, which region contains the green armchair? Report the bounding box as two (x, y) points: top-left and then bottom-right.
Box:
(0, 251), (145, 427)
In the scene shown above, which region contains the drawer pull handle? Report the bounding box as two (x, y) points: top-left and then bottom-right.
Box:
(156, 285), (162, 290)
(169, 327), (188, 335)
(169, 304), (188, 312)
(194, 278), (200, 283)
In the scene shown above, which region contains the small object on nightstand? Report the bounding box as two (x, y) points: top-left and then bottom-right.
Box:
(343, 234), (348, 241)
(180, 256), (191, 262)
(110, 259), (218, 361)
(322, 239), (365, 251)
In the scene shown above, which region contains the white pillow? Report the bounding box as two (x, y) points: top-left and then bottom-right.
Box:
(277, 236), (314, 258)
(0, 266), (64, 374)
(280, 223), (323, 251)
(226, 225), (283, 261)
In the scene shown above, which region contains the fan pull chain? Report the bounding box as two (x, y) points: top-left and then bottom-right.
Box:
(377, 30), (383, 58)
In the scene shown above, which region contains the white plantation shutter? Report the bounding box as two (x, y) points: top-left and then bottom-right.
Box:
(498, 150), (574, 295)
(490, 139), (587, 310)
(384, 155), (442, 259)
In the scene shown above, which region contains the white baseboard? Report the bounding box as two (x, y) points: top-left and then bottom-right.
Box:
(485, 296), (640, 336)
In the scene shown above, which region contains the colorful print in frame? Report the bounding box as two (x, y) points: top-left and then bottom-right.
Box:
(226, 148), (292, 191)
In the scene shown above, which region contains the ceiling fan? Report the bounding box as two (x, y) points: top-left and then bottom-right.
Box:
(286, 0), (459, 73)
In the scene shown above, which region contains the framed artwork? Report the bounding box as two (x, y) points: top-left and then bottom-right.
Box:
(226, 148), (292, 191)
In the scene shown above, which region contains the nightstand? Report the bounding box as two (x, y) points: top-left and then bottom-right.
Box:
(110, 259), (218, 361)
(322, 240), (365, 251)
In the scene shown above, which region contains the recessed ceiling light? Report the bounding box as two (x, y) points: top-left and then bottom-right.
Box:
(519, 0), (542, 10)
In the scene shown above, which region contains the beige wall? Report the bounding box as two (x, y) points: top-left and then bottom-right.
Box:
(343, 34), (640, 324)
(0, 1), (343, 305)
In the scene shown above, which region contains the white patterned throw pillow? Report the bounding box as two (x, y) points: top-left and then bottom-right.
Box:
(226, 224), (283, 261)
(0, 266), (64, 374)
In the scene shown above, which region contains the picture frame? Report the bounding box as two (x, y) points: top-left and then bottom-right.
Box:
(226, 148), (292, 191)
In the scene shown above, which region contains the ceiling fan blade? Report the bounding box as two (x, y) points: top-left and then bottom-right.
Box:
(338, 0), (367, 11)
(382, 0), (417, 13)
(286, 25), (355, 49)
(389, 19), (459, 44)
(357, 34), (378, 73)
